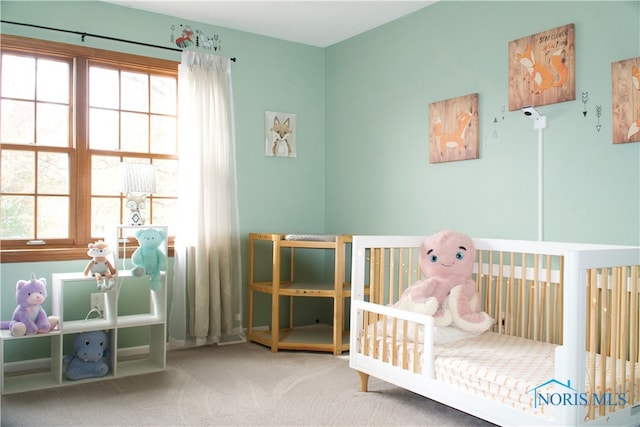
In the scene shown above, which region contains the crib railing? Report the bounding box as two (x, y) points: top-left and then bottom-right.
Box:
(585, 264), (639, 420)
(475, 249), (565, 345)
(364, 246), (565, 344)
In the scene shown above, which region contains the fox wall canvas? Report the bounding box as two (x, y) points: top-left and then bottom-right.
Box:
(508, 24), (575, 111)
(428, 93), (479, 164)
(612, 57), (640, 144)
(265, 111), (297, 157)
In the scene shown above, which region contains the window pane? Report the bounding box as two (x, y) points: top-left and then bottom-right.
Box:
(92, 155), (121, 195)
(90, 67), (119, 109)
(92, 197), (120, 238)
(121, 112), (149, 152)
(1, 150), (35, 193)
(37, 196), (68, 238)
(154, 158), (179, 196)
(89, 108), (119, 150)
(1, 99), (35, 144)
(1, 54), (35, 100)
(150, 115), (176, 154)
(1, 41), (178, 252)
(1, 195), (34, 239)
(37, 103), (69, 147)
(152, 198), (176, 234)
(121, 71), (148, 112)
(150, 75), (176, 115)
(37, 59), (69, 103)
(37, 152), (69, 194)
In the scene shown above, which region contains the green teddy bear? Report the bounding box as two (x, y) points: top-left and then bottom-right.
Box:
(131, 228), (167, 291)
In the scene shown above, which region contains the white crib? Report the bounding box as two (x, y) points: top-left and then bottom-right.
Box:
(349, 235), (640, 426)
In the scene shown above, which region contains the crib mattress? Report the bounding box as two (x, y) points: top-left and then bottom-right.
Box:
(363, 330), (640, 420)
(434, 332), (556, 418)
(363, 331), (557, 418)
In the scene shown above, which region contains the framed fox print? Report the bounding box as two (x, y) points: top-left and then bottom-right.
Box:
(428, 93), (479, 164)
(265, 111), (297, 157)
(612, 57), (640, 144)
(508, 23), (575, 111)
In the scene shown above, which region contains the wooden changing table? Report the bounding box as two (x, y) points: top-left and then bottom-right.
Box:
(247, 233), (352, 355)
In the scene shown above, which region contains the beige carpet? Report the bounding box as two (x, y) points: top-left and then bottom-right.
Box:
(1, 343), (494, 426)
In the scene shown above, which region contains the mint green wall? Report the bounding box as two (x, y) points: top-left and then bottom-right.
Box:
(0, 1), (326, 334)
(325, 0), (640, 245)
(1, 1), (639, 340)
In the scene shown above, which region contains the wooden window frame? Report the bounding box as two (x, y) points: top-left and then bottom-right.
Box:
(1, 35), (178, 263)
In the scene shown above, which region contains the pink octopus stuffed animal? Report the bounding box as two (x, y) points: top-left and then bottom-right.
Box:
(394, 230), (494, 332)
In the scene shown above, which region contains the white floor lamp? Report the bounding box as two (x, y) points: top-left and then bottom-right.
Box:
(521, 106), (547, 241)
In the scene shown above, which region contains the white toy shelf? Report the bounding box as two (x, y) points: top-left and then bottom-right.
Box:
(0, 225), (168, 394)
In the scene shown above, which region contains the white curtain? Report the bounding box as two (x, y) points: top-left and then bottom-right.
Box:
(169, 51), (243, 347)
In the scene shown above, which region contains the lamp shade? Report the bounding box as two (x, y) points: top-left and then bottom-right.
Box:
(119, 162), (156, 194)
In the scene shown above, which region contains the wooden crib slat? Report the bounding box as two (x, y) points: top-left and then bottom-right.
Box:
(391, 317), (398, 366)
(497, 251), (504, 335)
(372, 313), (378, 359)
(401, 320), (408, 370)
(389, 249), (397, 305)
(544, 255), (551, 342)
(519, 253), (527, 338)
(629, 265), (638, 406)
(619, 267), (628, 411)
(402, 249), (417, 294)
(587, 268), (598, 420)
(412, 321), (420, 373)
(507, 252), (515, 336)
(487, 251), (494, 324)
(532, 254), (539, 341)
(559, 257), (564, 345)
(610, 266), (619, 406)
(381, 316), (388, 363)
(369, 248), (377, 304)
(598, 268), (609, 417)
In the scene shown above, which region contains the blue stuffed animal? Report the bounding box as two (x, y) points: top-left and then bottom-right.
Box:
(131, 228), (167, 291)
(64, 330), (110, 380)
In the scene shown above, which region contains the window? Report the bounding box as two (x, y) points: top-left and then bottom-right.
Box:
(0, 36), (178, 262)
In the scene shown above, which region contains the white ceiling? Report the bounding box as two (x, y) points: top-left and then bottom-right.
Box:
(103, 1), (436, 48)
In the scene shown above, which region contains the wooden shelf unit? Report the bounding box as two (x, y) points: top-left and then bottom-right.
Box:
(0, 225), (167, 394)
(247, 233), (352, 355)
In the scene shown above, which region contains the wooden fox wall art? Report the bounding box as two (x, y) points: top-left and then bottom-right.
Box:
(508, 24), (575, 111)
(429, 93), (479, 164)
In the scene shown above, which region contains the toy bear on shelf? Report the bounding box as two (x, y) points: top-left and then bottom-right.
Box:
(131, 228), (167, 291)
(83, 240), (116, 291)
(64, 330), (110, 380)
(393, 230), (494, 332)
(0, 274), (59, 337)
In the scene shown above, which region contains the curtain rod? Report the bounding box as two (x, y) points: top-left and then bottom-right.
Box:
(1, 20), (237, 62)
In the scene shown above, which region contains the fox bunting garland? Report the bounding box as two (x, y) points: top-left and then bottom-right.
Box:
(170, 24), (221, 51)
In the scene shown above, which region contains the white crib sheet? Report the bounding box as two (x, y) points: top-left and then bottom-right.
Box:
(362, 330), (639, 420)
(434, 332), (556, 418)
(362, 331), (556, 418)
